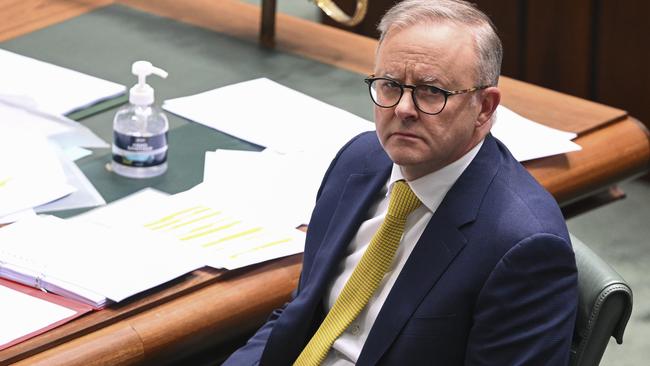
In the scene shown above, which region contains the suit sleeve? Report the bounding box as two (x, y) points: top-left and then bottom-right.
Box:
(464, 233), (578, 365)
(221, 302), (290, 366)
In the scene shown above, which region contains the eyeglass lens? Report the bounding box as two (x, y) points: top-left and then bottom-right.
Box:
(369, 78), (447, 115)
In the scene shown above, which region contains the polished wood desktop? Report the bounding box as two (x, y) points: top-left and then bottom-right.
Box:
(1, 1), (649, 365)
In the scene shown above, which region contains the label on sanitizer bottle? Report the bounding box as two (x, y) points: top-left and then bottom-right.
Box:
(112, 132), (168, 167)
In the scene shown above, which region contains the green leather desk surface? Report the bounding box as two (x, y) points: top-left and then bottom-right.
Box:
(1, 4), (372, 213)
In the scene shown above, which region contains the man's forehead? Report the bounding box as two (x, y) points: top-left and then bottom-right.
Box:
(375, 21), (477, 85)
(381, 19), (472, 44)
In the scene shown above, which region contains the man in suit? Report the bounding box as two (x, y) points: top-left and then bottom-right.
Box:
(224, 0), (578, 364)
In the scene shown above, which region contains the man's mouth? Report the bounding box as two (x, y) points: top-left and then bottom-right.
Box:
(391, 131), (419, 140)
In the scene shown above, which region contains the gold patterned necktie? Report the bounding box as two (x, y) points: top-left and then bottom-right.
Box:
(294, 180), (422, 366)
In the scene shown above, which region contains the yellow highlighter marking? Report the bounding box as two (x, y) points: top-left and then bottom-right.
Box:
(144, 205), (205, 228)
(228, 238), (293, 259)
(150, 219), (183, 230)
(180, 221), (241, 241)
(144, 206), (210, 230)
(186, 217), (229, 234)
(202, 227), (263, 248)
(167, 211), (222, 230)
(0, 177), (11, 188)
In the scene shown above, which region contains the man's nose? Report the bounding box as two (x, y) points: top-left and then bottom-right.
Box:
(394, 89), (418, 121)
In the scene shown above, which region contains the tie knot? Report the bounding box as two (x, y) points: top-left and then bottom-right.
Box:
(387, 180), (421, 219)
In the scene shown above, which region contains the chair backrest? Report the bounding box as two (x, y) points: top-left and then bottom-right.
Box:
(569, 234), (633, 366)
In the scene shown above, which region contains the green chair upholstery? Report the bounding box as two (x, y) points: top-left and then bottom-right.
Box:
(570, 234), (633, 366)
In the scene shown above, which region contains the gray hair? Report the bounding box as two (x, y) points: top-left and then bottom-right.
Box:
(377, 0), (503, 86)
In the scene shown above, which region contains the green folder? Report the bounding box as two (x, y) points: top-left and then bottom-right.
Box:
(66, 94), (128, 121)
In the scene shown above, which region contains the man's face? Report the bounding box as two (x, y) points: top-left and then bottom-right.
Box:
(374, 22), (493, 180)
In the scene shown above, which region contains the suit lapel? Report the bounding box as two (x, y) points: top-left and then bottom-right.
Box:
(358, 135), (502, 365)
(358, 215), (467, 365)
(302, 170), (389, 300)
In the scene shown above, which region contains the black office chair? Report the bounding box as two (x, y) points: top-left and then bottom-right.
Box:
(569, 234), (633, 366)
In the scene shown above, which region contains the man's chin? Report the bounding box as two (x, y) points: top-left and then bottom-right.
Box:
(388, 152), (425, 168)
(385, 144), (425, 162)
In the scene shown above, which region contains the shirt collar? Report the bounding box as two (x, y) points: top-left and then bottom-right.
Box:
(387, 140), (484, 212)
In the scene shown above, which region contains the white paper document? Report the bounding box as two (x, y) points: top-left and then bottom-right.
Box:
(0, 103), (107, 217)
(163, 78), (375, 156)
(0, 215), (204, 307)
(0, 209), (36, 225)
(0, 48), (126, 116)
(34, 149), (106, 213)
(203, 149), (333, 226)
(62, 146), (93, 161)
(492, 105), (582, 161)
(0, 130), (76, 217)
(0, 285), (75, 347)
(0, 99), (108, 149)
(76, 187), (306, 270)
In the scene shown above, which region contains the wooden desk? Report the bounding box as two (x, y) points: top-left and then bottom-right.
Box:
(1, 1), (649, 365)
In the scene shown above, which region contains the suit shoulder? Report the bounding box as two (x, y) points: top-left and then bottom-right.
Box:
(472, 141), (569, 252)
(495, 169), (565, 234)
(324, 131), (387, 177)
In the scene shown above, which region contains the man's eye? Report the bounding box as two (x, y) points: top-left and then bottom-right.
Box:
(385, 80), (401, 89)
(421, 86), (442, 95)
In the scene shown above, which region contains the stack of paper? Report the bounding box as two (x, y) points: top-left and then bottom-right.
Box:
(0, 112), (105, 223)
(0, 129), (75, 219)
(75, 186), (306, 270)
(0, 48), (126, 116)
(0, 215), (204, 308)
(0, 48), (129, 221)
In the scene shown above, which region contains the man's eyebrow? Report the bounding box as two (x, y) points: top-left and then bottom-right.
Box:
(417, 75), (442, 84)
(375, 73), (446, 86)
(380, 72), (399, 79)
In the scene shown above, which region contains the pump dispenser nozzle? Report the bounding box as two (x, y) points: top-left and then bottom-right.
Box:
(129, 61), (168, 106)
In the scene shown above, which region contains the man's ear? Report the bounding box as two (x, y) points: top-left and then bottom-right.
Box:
(476, 87), (501, 127)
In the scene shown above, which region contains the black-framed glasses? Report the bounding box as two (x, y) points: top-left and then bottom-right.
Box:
(364, 75), (490, 115)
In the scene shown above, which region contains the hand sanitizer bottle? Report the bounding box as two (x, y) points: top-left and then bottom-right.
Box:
(111, 61), (169, 178)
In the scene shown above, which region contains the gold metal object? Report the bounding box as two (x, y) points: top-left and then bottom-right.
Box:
(314, 0), (368, 27)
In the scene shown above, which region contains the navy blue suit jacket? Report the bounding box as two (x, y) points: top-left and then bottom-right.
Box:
(224, 132), (578, 365)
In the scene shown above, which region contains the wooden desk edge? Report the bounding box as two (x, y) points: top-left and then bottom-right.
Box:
(8, 255), (302, 366)
(0, 268), (226, 364)
(526, 116), (650, 204)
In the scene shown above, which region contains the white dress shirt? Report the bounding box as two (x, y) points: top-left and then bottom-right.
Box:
(322, 140), (483, 365)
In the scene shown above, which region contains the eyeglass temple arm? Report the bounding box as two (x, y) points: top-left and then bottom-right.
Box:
(446, 85), (491, 95)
